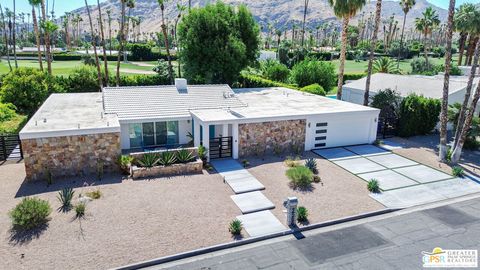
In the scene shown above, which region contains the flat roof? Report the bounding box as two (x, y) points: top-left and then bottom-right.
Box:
(343, 73), (477, 99)
(103, 85), (246, 122)
(20, 93), (120, 139)
(191, 87), (379, 123)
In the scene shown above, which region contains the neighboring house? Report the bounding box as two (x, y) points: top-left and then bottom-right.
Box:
(19, 79), (379, 181)
(342, 73), (480, 112)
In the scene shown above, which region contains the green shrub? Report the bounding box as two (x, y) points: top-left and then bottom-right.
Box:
(0, 102), (17, 122)
(158, 151), (177, 166)
(410, 57), (437, 75)
(300, 84), (326, 96)
(235, 73), (299, 89)
(260, 59), (290, 82)
(75, 203), (86, 218)
(242, 159), (250, 168)
(304, 158), (318, 174)
(0, 113), (27, 134)
(452, 166), (464, 177)
(9, 197), (52, 230)
(228, 219), (243, 235)
(137, 153), (160, 168)
(367, 179), (380, 193)
(399, 94), (441, 137)
(313, 175), (321, 183)
(297, 206), (308, 222)
(176, 149), (195, 163)
(0, 67), (65, 115)
(118, 155), (134, 175)
(57, 188), (75, 212)
(64, 66), (100, 93)
(289, 58), (336, 91)
(343, 73), (366, 82)
(198, 145), (208, 161)
(286, 166), (313, 189)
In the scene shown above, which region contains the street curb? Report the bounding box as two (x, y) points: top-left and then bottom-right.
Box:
(114, 208), (400, 270)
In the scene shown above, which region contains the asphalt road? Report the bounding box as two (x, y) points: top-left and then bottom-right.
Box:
(149, 195), (480, 270)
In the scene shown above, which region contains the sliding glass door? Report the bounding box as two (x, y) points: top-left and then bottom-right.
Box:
(129, 121), (180, 149)
(142, 122), (155, 146)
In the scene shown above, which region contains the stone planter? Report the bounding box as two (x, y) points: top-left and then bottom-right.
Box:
(131, 158), (203, 179)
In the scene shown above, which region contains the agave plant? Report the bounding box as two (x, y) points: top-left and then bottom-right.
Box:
(176, 149), (194, 163)
(158, 151), (177, 166)
(57, 188), (75, 212)
(304, 158), (318, 174)
(137, 153), (160, 168)
(118, 155), (134, 175)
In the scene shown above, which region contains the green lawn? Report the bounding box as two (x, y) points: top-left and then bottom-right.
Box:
(0, 60), (156, 76)
(331, 57), (452, 74)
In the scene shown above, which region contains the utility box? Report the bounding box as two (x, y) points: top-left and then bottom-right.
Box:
(283, 197), (298, 227)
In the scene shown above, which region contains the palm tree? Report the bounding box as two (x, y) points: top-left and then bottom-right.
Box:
(84, 0), (103, 90)
(157, 0), (174, 83)
(174, 3), (186, 78)
(116, 0), (126, 86)
(0, 4), (12, 72)
(97, 0), (109, 86)
(301, 0), (310, 47)
(438, 0), (456, 162)
(414, 7), (440, 70)
(397, 0), (415, 68)
(106, 9), (112, 55)
(454, 4), (476, 66)
(372, 57), (400, 74)
(28, 0), (43, 71)
(328, 0), (367, 100)
(40, 0), (52, 74)
(12, 0), (18, 68)
(363, 0), (382, 106)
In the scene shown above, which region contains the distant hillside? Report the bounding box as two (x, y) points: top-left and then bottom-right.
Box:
(70, 0), (448, 35)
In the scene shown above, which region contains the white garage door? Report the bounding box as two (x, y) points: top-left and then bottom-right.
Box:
(305, 113), (378, 150)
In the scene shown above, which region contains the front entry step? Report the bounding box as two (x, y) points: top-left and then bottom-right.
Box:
(211, 159), (265, 194)
(237, 211), (287, 237)
(231, 191), (275, 214)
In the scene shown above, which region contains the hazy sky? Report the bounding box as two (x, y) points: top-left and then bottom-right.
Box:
(2, 0), (480, 17)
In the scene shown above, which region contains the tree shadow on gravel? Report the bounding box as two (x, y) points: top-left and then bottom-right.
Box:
(8, 223), (49, 246)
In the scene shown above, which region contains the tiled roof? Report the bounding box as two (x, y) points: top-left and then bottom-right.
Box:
(103, 84), (246, 121)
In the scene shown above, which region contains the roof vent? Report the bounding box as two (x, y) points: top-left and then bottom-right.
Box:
(175, 78), (188, 92)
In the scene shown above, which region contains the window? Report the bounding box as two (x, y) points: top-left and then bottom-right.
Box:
(316, 129), (327, 134)
(315, 143), (326, 148)
(129, 121), (180, 148)
(315, 136), (327, 141)
(129, 123), (142, 148)
(316, 122), (328, 127)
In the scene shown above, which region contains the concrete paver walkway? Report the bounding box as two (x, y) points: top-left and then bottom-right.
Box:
(231, 191), (275, 214)
(236, 211), (287, 237)
(211, 159), (264, 194)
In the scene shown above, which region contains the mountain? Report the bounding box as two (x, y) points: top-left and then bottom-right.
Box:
(70, 0), (447, 35)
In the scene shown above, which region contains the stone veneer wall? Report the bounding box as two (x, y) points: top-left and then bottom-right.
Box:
(238, 119), (306, 157)
(22, 132), (121, 181)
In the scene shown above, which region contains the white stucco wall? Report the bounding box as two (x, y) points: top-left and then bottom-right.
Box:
(304, 111), (379, 150)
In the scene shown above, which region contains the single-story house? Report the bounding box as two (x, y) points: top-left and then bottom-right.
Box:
(19, 79), (379, 181)
(342, 73), (480, 112)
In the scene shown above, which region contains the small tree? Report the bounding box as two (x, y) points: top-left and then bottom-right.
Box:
(289, 58), (336, 91)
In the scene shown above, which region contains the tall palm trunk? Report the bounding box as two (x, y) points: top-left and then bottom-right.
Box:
(108, 16), (112, 55)
(439, 0), (455, 162)
(468, 37), (479, 66)
(97, 0), (109, 86)
(336, 16), (349, 100)
(423, 31), (429, 69)
(451, 76), (480, 163)
(364, 0), (382, 106)
(464, 34), (474, 66)
(397, 11), (407, 69)
(0, 4), (12, 72)
(301, 0), (309, 47)
(12, 0), (18, 68)
(116, 0), (126, 86)
(84, 0), (103, 90)
(457, 32), (467, 66)
(161, 4), (174, 83)
(454, 39), (479, 149)
(31, 6), (43, 71)
(40, 0), (52, 74)
(174, 17), (181, 78)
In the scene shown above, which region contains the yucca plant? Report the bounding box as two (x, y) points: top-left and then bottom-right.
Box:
(304, 158), (318, 174)
(57, 188), (75, 212)
(198, 145), (208, 162)
(367, 179), (380, 193)
(176, 149), (194, 163)
(75, 202), (86, 218)
(158, 151), (177, 166)
(297, 206), (309, 223)
(228, 219), (243, 235)
(137, 153), (160, 168)
(118, 155), (134, 175)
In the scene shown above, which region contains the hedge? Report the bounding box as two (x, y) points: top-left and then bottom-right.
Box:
(235, 73), (299, 89)
(10, 51), (176, 62)
(398, 93), (441, 137)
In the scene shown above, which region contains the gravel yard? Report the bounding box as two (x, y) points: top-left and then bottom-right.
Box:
(0, 163), (239, 270)
(244, 152), (385, 226)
